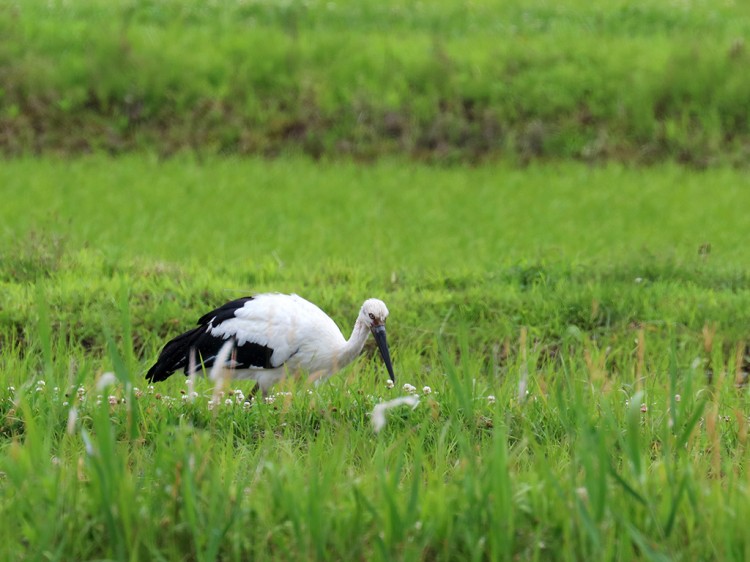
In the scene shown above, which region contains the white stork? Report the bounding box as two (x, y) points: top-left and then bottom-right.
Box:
(146, 294), (396, 395)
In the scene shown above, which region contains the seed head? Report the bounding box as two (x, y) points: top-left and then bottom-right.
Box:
(371, 395), (420, 433)
(96, 372), (117, 391)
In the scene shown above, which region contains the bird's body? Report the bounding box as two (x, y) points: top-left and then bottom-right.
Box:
(146, 293), (395, 395)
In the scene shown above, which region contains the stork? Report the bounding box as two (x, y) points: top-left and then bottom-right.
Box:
(146, 294), (396, 395)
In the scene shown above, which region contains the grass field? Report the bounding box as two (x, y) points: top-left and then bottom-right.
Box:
(3, 0), (750, 162)
(2, 157), (750, 560)
(4, 0), (750, 559)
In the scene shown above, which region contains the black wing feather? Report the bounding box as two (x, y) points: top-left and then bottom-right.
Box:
(196, 296), (255, 326)
(146, 326), (204, 382)
(146, 296), (275, 383)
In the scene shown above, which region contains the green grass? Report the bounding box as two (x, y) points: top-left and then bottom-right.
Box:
(3, 0), (750, 162)
(3, 156), (750, 268)
(1, 157), (750, 560)
(4, 1), (750, 558)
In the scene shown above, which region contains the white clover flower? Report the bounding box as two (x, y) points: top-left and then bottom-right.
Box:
(675, 394), (681, 402)
(385, 379), (395, 389)
(7, 386), (15, 393)
(36, 380), (46, 387)
(422, 386), (432, 395)
(182, 395), (189, 402)
(148, 385), (155, 394)
(225, 398), (233, 406)
(640, 403), (648, 413)
(243, 400), (253, 410)
(207, 399), (216, 411)
(108, 395), (118, 406)
(402, 383), (417, 394)
(264, 395), (275, 404)
(53, 386), (59, 393)
(487, 395), (496, 405)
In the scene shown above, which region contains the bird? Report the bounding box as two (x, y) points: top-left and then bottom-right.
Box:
(146, 293), (396, 395)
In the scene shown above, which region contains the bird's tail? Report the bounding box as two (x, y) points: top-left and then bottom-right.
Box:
(146, 327), (203, 382)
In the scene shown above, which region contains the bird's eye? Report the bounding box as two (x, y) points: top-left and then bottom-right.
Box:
(368, 313), (375, 320)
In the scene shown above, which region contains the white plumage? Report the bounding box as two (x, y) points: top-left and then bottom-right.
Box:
(147, 293), (395, 395)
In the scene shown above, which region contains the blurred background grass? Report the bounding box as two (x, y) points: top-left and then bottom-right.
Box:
(3, 157), (749, 268)
(2, 0), (750, 164)
(2, 157), (749, 363)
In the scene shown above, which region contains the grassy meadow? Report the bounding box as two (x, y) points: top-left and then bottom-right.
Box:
(2, 158), (750, 560)
(3, 0), (750, 560)
(3, 0), (750, 163)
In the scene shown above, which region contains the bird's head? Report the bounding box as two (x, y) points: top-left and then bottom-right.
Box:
(360, 298), (395, 383)
(360, 298), (389, 328)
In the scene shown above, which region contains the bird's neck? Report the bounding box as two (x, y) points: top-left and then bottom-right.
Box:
(338, 318), (370, 368)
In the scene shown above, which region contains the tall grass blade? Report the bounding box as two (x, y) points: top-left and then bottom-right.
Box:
(676, 398), (707, 451)
(34, 283), (52, 378)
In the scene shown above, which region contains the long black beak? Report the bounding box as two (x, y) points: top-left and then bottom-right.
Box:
(371, 325), (396, 383)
